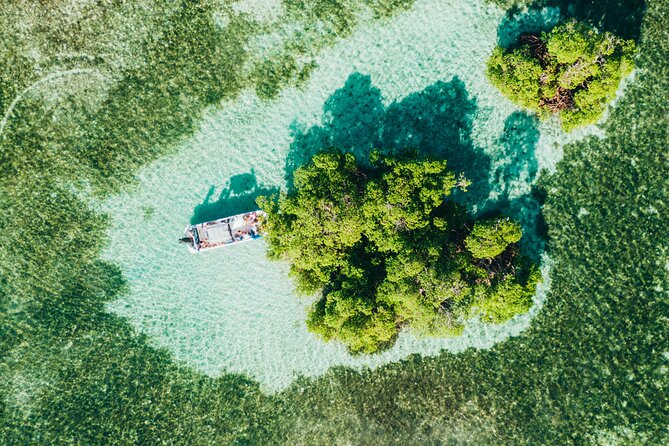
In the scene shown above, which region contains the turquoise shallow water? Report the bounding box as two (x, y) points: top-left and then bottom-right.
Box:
(101, 0), (628, 390)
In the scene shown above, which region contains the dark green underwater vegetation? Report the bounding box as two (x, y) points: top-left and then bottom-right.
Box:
(1, 0), (668, 445)
(260, 151), (539, 353)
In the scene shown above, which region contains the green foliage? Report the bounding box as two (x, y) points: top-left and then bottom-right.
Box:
(486, 19), (636, 131)
(487, 46), (544, 112)
(474, 259), (540, 323)
(261, 152), (366, 292)
(307, 290), (398, 354)
(260, 151), (539, 353)
(465, 217), (522, 259)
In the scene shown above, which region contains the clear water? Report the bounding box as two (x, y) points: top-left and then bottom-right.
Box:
(101, 0), (623, 391)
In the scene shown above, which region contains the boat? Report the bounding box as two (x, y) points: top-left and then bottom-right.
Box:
(180, 210), (267, 253)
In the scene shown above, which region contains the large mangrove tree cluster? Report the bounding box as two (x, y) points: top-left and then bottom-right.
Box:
(259, 151), (540, 353)
(487, 20), (636, 131)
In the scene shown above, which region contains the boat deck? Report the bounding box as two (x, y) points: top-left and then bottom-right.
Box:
(184, 211), (265, 252)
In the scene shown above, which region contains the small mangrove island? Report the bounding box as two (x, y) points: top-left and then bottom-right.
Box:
(487, 20), (636, 131)
(259, 151), (541, 353)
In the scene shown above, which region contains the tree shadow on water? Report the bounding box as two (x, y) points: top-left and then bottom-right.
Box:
(190, 170), (279, 225)
(285, 73), (547, 257)
(285, 73), (491, 209)
(285, 73), (385, 187)
(497, 0), (646, 47)
(380, 78), (489, 206)
(492, 111), (540, 191)
(485, 111), (546, 260)
(496, 5), (562, 48)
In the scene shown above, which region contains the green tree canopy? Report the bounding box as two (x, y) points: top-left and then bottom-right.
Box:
(487, 20), (636, 131)
(259, 151), (541, 353)
(465, 217), (522, 259)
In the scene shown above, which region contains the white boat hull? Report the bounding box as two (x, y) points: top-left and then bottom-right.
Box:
(182, 210), (266, 253)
